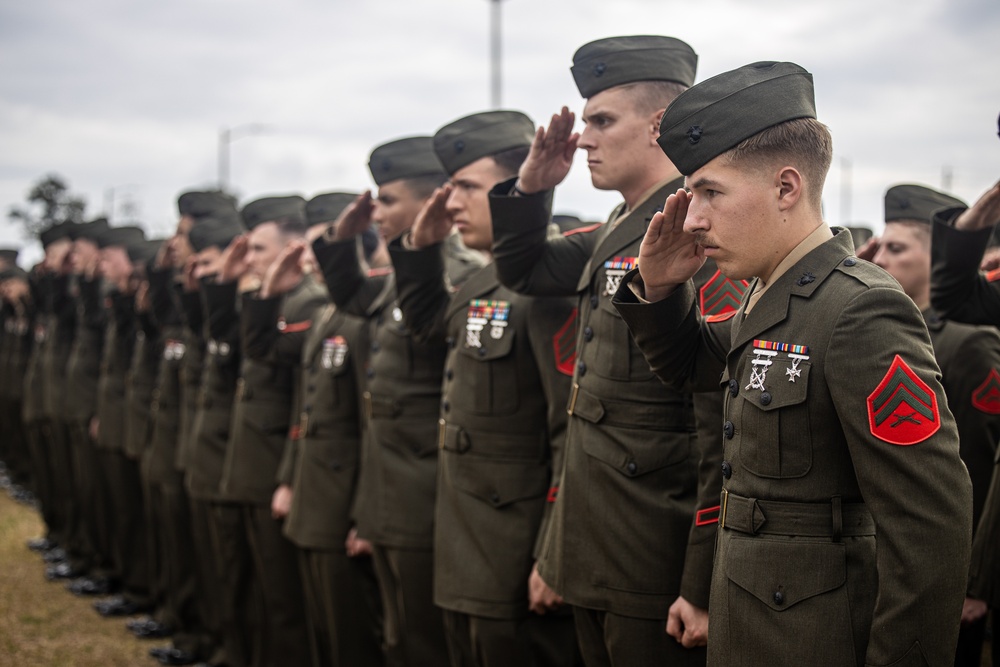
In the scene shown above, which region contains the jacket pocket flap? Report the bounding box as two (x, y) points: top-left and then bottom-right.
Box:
(581, 428), (691, 477)
(452, 455), (548, 508)
(726, 536), (845, 611)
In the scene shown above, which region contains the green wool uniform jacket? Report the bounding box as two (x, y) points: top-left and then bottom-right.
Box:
(488, 177), (724, 616)
(124, 310), (163, 461)
(390, 240), (575, 620)
(614, 229), (972, 667)
(21, 273), (47, 425)
(96, 291), (138, 453)
(1, 299), (32, 406)
(930, 211), (1000, 609)
(249, 297), (369, 551)
(65, 276), (106, 425)
(40, 275), (76, 424)
(144, 267), (186, 486)
(185, 278), (241, 501)
(220, 275), (327, 505)
(314, 233), (484, 550)
(175, 285), (205, 474)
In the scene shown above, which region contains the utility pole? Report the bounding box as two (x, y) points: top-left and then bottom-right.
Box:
(218, 124), (270, 191)
(489, 0), (505, 108)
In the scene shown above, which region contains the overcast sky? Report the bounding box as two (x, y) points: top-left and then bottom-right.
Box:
(2, 0), (998, 267)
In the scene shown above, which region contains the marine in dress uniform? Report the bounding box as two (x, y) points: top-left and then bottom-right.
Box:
(62, 218), (117, 596)
(219, 195), (322, 667)
(489, 36), (723, 664)
(248, 192), (384, 666)
(0, 262), (34, 496)
(187, 212), (262, 667)
(869, 184), (1000, 666)
(391, 110), (582, 667)
(613, 61), (973, 666)
(315, 135), (483, 667)
(92, 225), (157, 618)
(929, 181), (1000, 667)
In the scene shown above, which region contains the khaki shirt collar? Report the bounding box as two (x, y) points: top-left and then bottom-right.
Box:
(745, 223), (834, 314)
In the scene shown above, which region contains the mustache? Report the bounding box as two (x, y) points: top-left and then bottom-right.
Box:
(693, 232), (716, 247)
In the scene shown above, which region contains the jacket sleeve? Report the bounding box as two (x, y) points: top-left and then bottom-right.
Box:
(826, 286), (972, 666)
(524, 297), (577, 558)
(611, 270), (732, 392)
(314, 235), (390, 317)
(489, 177), (600, 297)
(931, 207), (1000, 325)
(201, 279), (242, 372)
(147, 267), (181, 329)
(242, 282), (328, 367)
(388, 239), (451, 346)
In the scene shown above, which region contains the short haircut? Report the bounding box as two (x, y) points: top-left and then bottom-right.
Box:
(272, 217), (309, 239)
(400, 172), (449, 200)
(618, 80), (689, 116)
(491, 145), (531, 179)
(721, 117), (832, 210)
(885, 220), (931, 248)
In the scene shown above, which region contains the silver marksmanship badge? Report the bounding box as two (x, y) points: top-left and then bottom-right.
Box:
(602, 256), (638, 296)
(163, 339), (187, 361)
(466, 299), (510, 348)
(322, 335), (348, 369)
(747, 339), (811, 392)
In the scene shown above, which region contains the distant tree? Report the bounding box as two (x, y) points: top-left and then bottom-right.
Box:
(7, 174), (87, 238)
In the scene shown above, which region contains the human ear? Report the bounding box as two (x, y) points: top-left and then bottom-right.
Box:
(650, 108), (666, 145)
(776, 167), (803, 211)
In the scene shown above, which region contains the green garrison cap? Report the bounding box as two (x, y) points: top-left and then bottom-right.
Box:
(96, 225), (146, 249)
(306, 192), (358, 226)
(177, 190), (238, 219)
(70, 217), (110, 241)
(844, 226), (874, 250)
(127, 239), (163, 265)
(433, 110), (535, 176)
(189, 216), (246, 252)
(368, 136), (447, 186)
(39, 221), (78, 248)
(240, 195), (307, 230)
(0, 248), (19, 265)
(658, 61), (816, 176)
(0, 265), (29, 282)
(884, 184), (966, 224)
(571, 35), (697, 98)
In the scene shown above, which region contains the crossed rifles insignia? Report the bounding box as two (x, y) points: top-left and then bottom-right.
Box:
(867, 354), (940, 445)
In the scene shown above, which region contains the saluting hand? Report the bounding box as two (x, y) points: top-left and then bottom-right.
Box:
(516, 107), (579, 194)
(331, 191), (375, 241)
(135, 280), (151, 312)
(219, 235), (250, 283)
(666, 595), (708, 648)
(638, 189), (705, 302)
(181, 256), (199, 293)
(408, 184), (454, 250)
(955, 179), (1000, 232)
(260, 242), (306, 299)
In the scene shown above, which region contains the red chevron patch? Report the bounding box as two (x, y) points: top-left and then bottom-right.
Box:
(972, 368), (1000, 414)
(699, 269), (749, 316)
(867, 355), (940, 445)
(553, 308), (578, 376)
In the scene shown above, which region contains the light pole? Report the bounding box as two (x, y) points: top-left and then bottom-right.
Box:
(489, 0), (506, 108)
(218, 123), (271, 191)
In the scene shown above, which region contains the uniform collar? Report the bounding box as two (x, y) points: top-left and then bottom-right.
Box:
(745, 223), (833, 314)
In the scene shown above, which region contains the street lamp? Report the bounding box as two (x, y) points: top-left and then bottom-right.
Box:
(218, 123), (271, 191)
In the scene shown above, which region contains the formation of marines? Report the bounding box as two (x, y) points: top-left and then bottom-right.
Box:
(1, 33), (998, 667)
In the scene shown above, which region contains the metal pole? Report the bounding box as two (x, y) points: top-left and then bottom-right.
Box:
(490, 0), (502, 108)
(218, 127), (230, 190)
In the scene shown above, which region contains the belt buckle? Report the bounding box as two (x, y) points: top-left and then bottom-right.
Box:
(720, 488), (729, 529)
(567, 383), (580, 415)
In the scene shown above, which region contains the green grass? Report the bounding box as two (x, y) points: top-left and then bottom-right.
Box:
(0, 493), (155, 667)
